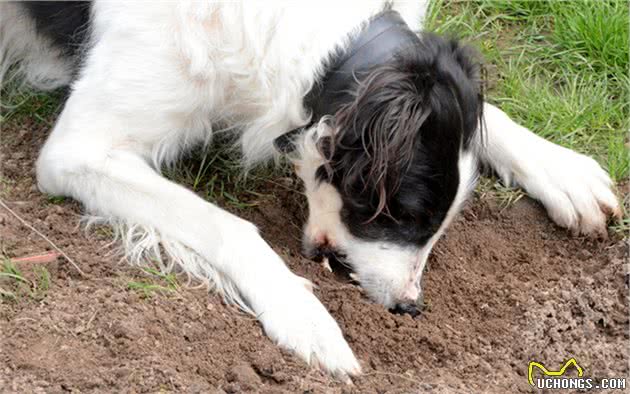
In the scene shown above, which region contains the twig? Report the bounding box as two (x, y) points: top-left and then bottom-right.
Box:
(0, 198), (87, 277)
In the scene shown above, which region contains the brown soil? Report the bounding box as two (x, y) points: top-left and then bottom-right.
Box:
(0, 120), (628, 393)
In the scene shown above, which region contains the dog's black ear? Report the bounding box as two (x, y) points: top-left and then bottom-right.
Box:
(325, 63), (433, 221)
(324, 35), (483, 223)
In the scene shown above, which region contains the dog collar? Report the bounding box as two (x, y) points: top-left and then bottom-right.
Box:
(274, 9), (421, 153)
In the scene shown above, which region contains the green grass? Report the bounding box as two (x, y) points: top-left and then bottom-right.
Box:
(0, 259), (26, 299)
(611, 192), (630, 236)
(0, 175), (15, 198)
(46, 195), (67, 204)
(166, 138), (286, 211)
(127, 267), (180, 299)
(0, 86), (65, 126)
(476, 177), (526, 212)
(426, 0), (629, 183)
(0, 258), (51, 301)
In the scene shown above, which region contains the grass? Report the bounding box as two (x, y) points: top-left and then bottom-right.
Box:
(611, 192), (630, 236)
(0, 258), (51, 301)
(0, 175), (15, 198)
(426, 0), (629, 185)
(0, 85), (65, 126)
(166, 138), (286, 211)
(127, 267), (180, 299)
(476, 177), (526, 212)
(46, 195), (67, 205)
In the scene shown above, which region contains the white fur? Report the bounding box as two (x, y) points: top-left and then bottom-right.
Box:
(1, 0), (618, 378)
(84, 215), (252, 313)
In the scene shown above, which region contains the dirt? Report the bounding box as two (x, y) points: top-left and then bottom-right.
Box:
(0, 120), (628, 394)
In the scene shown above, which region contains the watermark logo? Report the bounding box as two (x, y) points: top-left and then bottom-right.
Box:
(528, 358), (583, 385)
(528, 358), (626, 390)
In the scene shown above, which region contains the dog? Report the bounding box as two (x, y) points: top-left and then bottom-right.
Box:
(0, 1), (620, 377)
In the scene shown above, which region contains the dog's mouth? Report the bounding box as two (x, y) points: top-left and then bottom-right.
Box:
(310, 250), (356, 283)
(309, 249), (426, 318)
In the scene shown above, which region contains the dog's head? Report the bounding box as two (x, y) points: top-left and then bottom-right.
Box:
(279, 34), (483, 315)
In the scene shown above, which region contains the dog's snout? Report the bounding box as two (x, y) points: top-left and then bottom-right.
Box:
(305, 233), (337, 261)
(390, 302), (422, 318)
(313, 232), (330, 247)
(390, 290), (424, 318)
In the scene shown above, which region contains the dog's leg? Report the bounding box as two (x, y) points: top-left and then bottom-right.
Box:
(478, 103), (620, 237)
(35, 96), (361, 377)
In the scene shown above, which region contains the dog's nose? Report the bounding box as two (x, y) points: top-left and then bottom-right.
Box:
(390, 302), (422, 317)
(390, 291), (424, 318)
(307, 235), (335, 260)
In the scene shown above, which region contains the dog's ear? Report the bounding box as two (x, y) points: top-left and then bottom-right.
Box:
(324, 36), (483, 223)
(324, 64), (433, 221)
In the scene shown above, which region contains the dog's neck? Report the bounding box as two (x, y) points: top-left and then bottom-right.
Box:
(274, 9), (421, 153)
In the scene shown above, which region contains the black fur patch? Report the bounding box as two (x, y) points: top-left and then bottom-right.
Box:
(22, 1), (91, 56)
(317, 33), (483, 247)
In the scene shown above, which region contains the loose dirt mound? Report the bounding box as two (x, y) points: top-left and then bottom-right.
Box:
(1, 121), (628, 393)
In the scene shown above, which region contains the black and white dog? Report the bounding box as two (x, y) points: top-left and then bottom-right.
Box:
(0, 1), (619, 377)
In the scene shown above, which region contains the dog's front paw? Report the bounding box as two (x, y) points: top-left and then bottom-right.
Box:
(518, 145), (620, 237)
(258, 281), (361, 378)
